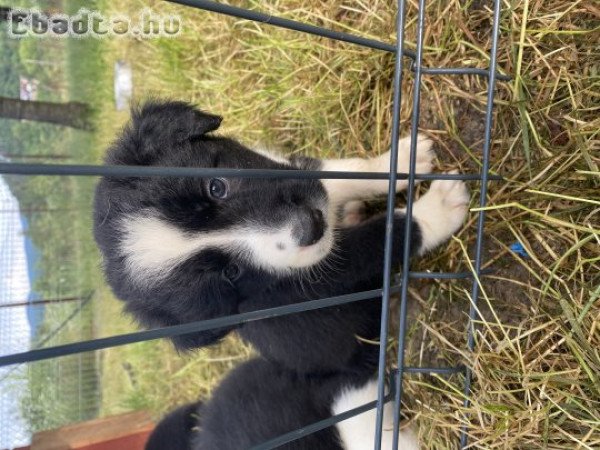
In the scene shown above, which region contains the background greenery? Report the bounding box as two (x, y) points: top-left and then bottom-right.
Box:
(1, 1), (113, 433)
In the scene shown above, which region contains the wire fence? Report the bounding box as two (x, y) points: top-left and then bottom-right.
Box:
(0, 0), (507, 448)
(0, 155), (100, 448)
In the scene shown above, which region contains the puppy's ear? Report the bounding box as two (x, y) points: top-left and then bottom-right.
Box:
(135, 100), (222, 142)
(107, 100), (222, 165)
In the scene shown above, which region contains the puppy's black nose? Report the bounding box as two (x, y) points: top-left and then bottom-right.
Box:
(293, 208), (325, 247)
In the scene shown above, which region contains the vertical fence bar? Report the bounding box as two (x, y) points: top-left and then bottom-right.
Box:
(391, 0), (428, 447)
(459, 0), (503, 447)
(372, 0), (410, 447)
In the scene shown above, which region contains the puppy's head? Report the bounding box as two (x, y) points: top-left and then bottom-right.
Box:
(93, 101), (332, 348)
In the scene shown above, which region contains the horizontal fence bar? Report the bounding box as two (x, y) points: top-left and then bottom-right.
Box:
(167, 0), (510, 82)
(0, 296), (86, 309)
(414, 65), (511, 81)
(403, 366), (464, 375)
(408, 269), (493, 279)
(0, 163), (503, 181)
(167, 0), (412, 57)
(252, 389), (394, 450)
(0, 267), (493, 368)
(0, 287), (391, 367)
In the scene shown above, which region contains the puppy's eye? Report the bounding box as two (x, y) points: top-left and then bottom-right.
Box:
(209, 178), (229, 199)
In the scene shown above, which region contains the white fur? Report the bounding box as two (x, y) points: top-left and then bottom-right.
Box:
(118, 141), (463, 285)
(332, 379), (420, 450)
(321, 134), (434, 206)
(119, 213), (333, 285)
(400, 175), (470, 254)
(253, 146), (291, 165)
(340, 200), (367, 227)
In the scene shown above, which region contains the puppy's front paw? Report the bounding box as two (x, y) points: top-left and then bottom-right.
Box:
(396, 133), (435, 177)
(408, 172), (470, 254)
(374, 134), (434, 191)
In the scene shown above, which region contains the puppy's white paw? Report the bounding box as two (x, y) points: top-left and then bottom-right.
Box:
(405, 172), (470, 254)
(395, 133), (434, 177)
(374, 134), (434, 192)
(339, 200), (368, 227)
(332, 379), (421, 450)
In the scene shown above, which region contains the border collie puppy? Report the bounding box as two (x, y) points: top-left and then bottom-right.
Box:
(145, 357), (419, 450)
(93, 100), (469, 375)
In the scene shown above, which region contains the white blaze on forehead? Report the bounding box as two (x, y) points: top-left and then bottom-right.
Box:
(332, 379), (420, 450)
(119, 213), (332, 285)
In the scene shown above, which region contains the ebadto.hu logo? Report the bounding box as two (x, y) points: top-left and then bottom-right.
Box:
(7, 8), (181, 38)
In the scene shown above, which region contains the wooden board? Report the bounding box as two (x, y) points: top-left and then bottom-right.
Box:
(30, 411), (155, 450)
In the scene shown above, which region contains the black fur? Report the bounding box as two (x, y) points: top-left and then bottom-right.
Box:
(146, 401), (201, 450)
(147, 357), (381, 450)
(94, 101), (425, 449)
(94, 100), (422, 372)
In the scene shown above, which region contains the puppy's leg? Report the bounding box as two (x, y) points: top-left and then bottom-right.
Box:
(399, 173), (470, 255)
(321, 134), (434, 206)
(333, 379), (420, 450)
(326, 177), (468, 290)
(146, 401), (201, 450)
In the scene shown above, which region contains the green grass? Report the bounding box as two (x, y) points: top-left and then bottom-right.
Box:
(1, 0), (117, 432)
(94, 290), (252, 417)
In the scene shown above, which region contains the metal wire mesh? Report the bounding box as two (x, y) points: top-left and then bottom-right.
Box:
(0, 184), (100, 447)
(0, 0), (506, 448)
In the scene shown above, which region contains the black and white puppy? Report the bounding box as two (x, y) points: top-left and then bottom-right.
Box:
(145, 357), (420, 450)
(93, 101), (469, 375)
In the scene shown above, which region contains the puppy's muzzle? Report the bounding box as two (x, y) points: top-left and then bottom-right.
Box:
(292, 207), (326, 247)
